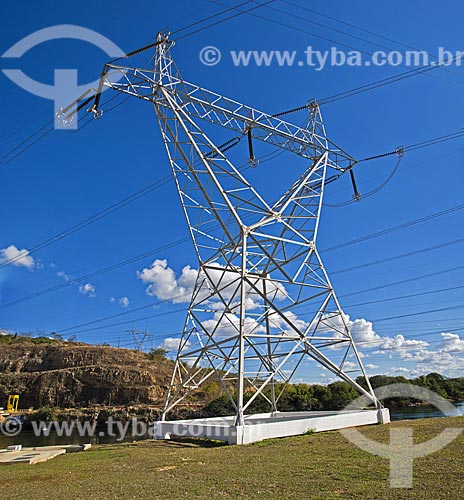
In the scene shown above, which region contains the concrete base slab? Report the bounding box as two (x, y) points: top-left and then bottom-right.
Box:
(0, 444), (92, 465)
(156, 409), (390, 445)
(0, 449), (66, 465)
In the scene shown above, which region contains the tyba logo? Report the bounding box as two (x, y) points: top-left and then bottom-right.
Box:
(2, 25), (124, 129)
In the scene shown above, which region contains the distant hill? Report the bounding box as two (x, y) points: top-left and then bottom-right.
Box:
(0, 335), (175, 409)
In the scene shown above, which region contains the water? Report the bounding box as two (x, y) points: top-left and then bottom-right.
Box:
(0, 424), (153, 449)
(1, 402), (463, 448)
(390, 401), (464, 421)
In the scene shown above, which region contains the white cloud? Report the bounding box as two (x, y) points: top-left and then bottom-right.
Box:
(119, 297), (129, 308)
(321, 314), (429, 355)
(57, 271), (71, 282)
(364, 363), (379, 370)
(160, 337), (191, 352)
(389, 367), (411, 374)
(110, 296), (129, 307)
(79, 283), (96, 298)
(137, 259), (287, 306)
(440, 332), (464, 352)
(138, 259), (196, 303)
(343, 361), (357, 370)
(267, 310), (309, 336)
(377, 332), (464, 378)
(375, 334), (429, 352)
(201, 311), (266, 338)
(348, 317), (382, 346)
(0, 245), (35, 270)
(401, 349), (464, 377)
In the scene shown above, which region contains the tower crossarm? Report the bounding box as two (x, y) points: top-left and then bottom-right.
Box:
(101, 63), (355, 172)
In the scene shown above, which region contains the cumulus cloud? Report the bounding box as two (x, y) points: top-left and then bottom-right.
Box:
(79, 283), (96, 298)
(57, 271), (71, 282)
(364, 363), (380, 370)
(137, 259), (287, 306)
(375, 334), (429, 352)
(343, 361), (357, 370)
(201, 311), (266, 338)
(110, 296), (129, 307)
(0, 245), (35, 270)
(267, 310), (309, 335)
(160, 337), (191, 352)
(138, 259), (197, 303)
(324, 314), (430, 355)
(119, 296), (129, 307)
(376, 332), (464, 378)
(401, 348), (464, 377)
(389, 366), (411, 374)
(440, 332), (464, 352)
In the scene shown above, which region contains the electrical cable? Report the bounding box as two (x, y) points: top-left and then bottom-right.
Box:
(4, 196), (464, 311)
(324, 153), (404, 207)
(331, 238), (464, 275)
(277, 0), (464, 83)
(321, 202), (464, 254)
(0, 1), (272, 167)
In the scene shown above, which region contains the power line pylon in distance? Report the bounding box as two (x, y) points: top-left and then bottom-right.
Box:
(126, 327), (148, 351)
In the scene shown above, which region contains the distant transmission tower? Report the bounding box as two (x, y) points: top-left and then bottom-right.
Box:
(93, 33), (380, 425)
(126, 327), (148, 351)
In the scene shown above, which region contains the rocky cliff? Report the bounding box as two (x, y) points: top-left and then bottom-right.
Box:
(0, 337), (174, 409)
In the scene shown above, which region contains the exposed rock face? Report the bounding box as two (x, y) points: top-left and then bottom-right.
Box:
(0, 342), (173, 409)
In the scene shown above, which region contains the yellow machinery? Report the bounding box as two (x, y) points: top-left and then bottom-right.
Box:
(6, 394), (19, 413)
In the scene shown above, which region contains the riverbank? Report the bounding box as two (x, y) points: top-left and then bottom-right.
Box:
(1, 415), (463, 499)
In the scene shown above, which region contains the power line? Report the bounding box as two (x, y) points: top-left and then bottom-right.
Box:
(55, 260), (464, 337)
(209, 0), (464, 113)
(371, 303), (464, 324)
(0, 91), (124, 167)
(344, 284), (464, 309)
(321, 202), (464, 254)
(331, 238), (464, 275)
(317, 54), (464, 105)
(4, 198), (464, 311)
(340, 263), (464, 300)
(0, 238), (190, 310)
(0, 173), (173, 269)
(57, 301), (189, 334)
(279, 0), (464, 82)
(0, 1), (271, 167)
(0, 141), (268, 274)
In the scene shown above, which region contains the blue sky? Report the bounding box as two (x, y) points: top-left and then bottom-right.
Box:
(1, 0), (464, 383)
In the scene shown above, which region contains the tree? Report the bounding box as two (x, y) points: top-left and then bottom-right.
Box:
(147, 347), (168, 360)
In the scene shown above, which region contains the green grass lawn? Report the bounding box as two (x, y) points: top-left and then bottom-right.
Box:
(1, 416), (463, 500)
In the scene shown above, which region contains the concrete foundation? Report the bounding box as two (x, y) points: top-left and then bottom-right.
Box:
(0, 444), (91, 465)
(156, 409), (390, 445)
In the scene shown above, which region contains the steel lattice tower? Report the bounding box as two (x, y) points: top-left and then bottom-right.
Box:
(96, 34), (380, 425)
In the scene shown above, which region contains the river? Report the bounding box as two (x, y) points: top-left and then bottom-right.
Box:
(1, 402), (463, 448)
(389, 400), (464, 421)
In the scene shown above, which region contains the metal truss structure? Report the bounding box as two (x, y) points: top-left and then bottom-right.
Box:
(95, 33), (380, 425)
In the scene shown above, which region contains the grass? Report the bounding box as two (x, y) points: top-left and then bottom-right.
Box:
(1, 416), (463, 499)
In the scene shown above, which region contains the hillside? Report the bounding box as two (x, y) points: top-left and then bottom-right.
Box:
(0, 335), (174, 409)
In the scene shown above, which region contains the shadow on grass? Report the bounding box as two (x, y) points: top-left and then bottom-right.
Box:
(165, 437), (227, 448)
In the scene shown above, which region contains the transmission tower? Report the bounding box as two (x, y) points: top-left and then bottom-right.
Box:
(126, 326), (148, 351)
(92, 33), (380, 425)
